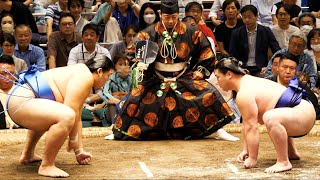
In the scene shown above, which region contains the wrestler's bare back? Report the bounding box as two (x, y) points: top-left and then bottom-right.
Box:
(41, 64), (94, 103)
(237, 75), (287, 124)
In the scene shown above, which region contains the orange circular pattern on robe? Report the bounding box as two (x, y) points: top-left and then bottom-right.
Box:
(137, 32), (150, 40)
(127, 125), (141, 138)
(182, 92), (196, 100)
(200, 47), (213, 60)
(165, 97), (176, 111)
(131, 85), (144, 97)
(172, 116), (184, 128)
(127, 104), (139, 117)
(185, 107), (200, 123)
(193, 80), (208, 91)
(142, 92), (156, 105)
(221, 102), (233, 115)
(144, 112), (158, 127)
(114, 116), (122, 129)
(176, 42), (190, 59)
(202, 93), (215, 107)
(204, 114), (218, 127)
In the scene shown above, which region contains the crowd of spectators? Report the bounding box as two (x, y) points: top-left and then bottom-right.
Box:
(1, 0), (320, 129)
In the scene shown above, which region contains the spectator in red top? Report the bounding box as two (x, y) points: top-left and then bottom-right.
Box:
(185, 2), (217, 47)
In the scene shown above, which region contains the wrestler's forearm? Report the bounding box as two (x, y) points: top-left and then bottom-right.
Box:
(244, 125), (259, 160)
(242, 124), (248, 152)
(69, 112), (83, 149)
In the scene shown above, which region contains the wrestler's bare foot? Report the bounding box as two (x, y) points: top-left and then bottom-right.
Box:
(19, 153), (42, 164)
(38, 165), (69, 178)
(288, 150), (301, 160)
(264, 162), (292, 173)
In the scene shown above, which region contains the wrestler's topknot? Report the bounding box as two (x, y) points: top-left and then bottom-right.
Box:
(215, 57), (248, 75)
(85, 55), (114, 73)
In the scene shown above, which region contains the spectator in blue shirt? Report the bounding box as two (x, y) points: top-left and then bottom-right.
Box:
(14, 24), (46, 71)
(265, 31), (317, 89)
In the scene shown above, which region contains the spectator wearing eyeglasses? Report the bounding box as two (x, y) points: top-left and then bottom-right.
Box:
(45, 0), (69, 40)
(0, 33), (27, 73)
(265, 31), (317, 89)
(47, 13), (82, 69)
(270, 4), (301, 49)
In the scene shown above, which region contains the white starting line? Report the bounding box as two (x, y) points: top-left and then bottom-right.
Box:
(138, 162), (154, 178)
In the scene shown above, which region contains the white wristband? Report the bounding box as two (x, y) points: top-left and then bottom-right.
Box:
(85, 98), (90, 104)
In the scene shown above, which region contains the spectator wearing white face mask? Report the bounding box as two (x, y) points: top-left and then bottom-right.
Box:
(305, 28), (320, 95)
(1, 13), (15, 35)
(138, 2), (160, 31)
(298, 12), (317, 37)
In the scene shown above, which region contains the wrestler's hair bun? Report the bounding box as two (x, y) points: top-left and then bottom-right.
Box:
(215, 57), (248, 75)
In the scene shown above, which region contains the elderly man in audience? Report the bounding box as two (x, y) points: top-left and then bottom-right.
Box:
(45, 0), (69, 40)
(48, 13), (82, 69)
(14, 24), (46, 71)
(270, 4), (301, 49)
(265, 31), (317, 89)
(214, 0), (243, 58)
(68, 23), (111, 65)
(229, 5), (280, 77)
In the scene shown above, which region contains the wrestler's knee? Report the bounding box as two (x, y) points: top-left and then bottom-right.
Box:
(262, 111), (277, 128)
(58, 107), (76, 130)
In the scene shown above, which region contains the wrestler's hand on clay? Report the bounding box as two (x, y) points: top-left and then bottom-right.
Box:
(67, 136), (93, 165)
(192, 71), (204, 80)
(237, 150), (249, 163)
(243, 157), (257, 169)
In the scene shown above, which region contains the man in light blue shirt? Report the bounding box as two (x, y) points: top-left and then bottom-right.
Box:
(14, 24), (46, 71)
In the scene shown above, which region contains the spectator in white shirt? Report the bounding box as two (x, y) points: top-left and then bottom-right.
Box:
(68, 23), (111, 65)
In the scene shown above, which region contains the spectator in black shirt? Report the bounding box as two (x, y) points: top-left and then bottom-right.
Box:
(0, 0), (38, 33)
(214, 0), (243, 58)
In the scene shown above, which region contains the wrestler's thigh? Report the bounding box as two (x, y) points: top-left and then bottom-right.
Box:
(264, 100), (315, 136)
(9, 98), (75, 132)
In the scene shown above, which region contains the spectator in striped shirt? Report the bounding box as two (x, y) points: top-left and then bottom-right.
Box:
(45, 0), (69, 40)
